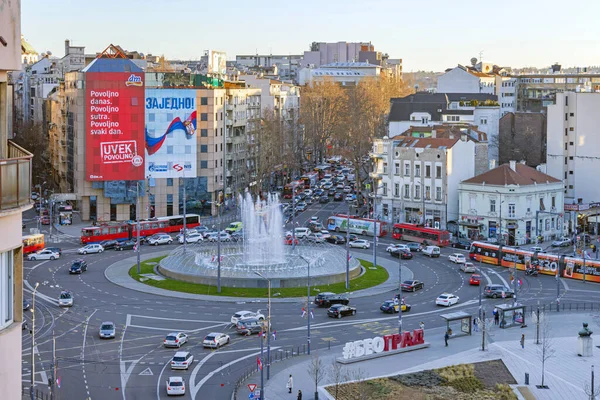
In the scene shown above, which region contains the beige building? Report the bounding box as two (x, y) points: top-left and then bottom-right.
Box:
(0, 2), (33, 399)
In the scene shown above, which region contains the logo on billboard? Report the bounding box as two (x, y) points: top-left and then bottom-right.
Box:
(100, 140), (143, 165)
(125, 74), (143, 87)
(173, 164), (183, 172)
(132, 155), (144, 167)
(145, 111), (197, 155)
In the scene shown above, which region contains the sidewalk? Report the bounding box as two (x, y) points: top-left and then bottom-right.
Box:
(255, 312), (600, 400)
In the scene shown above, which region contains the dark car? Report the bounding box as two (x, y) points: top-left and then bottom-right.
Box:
(230, 232), (244, 242)
(484, 285), (514, 299)
(326, 235), (346, 244)
(400, 280), (425, 292)
(235, 318), (264, 335)
(115, 241), (136, 251)
(406, 243), (421, 252)
(327, 304), (357, 318)
(99, 239), (118, 250)
(380, 300), (412, 314)
(452, 239), (472, 250)
(391, 249), (413, 259)
(45, 247), (63, 256)
(70, 259), (88, 274)
(319, 195), (329, 204)
(314, 189), (324, 196)
(333, 192), (344, 201)
(314, 293), (350, 307)
(23, 299), (30, 311)
(328, 188), (336, 196)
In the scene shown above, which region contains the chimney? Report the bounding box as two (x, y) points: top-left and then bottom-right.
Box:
(65, 39), (70, 56)
(509, 160), (517, 171)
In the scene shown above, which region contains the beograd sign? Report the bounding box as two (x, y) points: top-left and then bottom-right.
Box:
(340, 329), (427, 363)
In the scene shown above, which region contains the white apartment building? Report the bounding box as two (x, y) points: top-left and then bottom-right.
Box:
(297, 62), (382, 86)
(370, 136), (476, 229)
(458, 161), (563, 245)
(238, 74), (300, 118)
(235, 54), (303, 81)
(301, 42), (371, 68)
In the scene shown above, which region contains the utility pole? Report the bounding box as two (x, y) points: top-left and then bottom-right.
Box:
(583, 234), (587, 283)
(535, 304), (541, 344)
(398, 260), (403, 335)
(513, 255), (518, 306)
(50, 330), (56, 400)
(345, 202), (350, 289)
(307, 257), (311, 355)
(372, 178), (377, 268)
(30, 282), (39, 400)
(478, 259), (482, 320)
(136, 183), (141, 274)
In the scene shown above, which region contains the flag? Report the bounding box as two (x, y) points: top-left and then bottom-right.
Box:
(257, 357), (263, 371)
(272, 330), (276, 341)
(310, 310), (314, 319)
(301, 307), (306, 318)
(347, 254), (352, 261)
(518, 279), (523, 287)
(258, 331), (264, 337)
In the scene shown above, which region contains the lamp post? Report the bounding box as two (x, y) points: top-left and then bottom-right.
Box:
(181, 176), (187, 253)
(513, 251), (518, 306)
(397, 258), (403, 335)
(254, 272), (271, 380)
(478, 259), (483, 320)
(345, 202), (350, 289)
(217, 202), (222, 293)
(299, 255), (311, 355)
(372, 178), (377, 269)
(30, 282), (39, 400)
(135, 183), (141, 274)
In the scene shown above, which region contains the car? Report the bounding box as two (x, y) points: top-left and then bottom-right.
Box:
(224, 221), (243, 234)
(27, 249), (60, 261)
(343, 186), (352, 193)
(78, 244), (104, 255)
(230, 232), (244, 242)
(319, 195), (329, 204)
(230, 310), (265, 325)
(406, 242), (422, 252)
(323, 183), (333, 190)
(69, 259), (88, 274)
(320, 230), (331, 239)
(40, 216), (51, 225)
(170, 351), (194, 370)
(435, 293), (459, 307)
(400, 280), (424, 292)
(306, 232), (325, 243)
(314, 189), (324, 196)
(304, 189), (313, 197)
(530, 246), (543, 253)
(235, 318), (265, 335)
(44, 247), (63, 256)
(164, 332), (188, 348)
(484, 285), (514, 299)
(552, 237), (572, 247)
(422, 245), (441, 257)
(326, 234), (346, 244)
(452, 239), (472, 250)
(314, 293), (350, 307)
(115, 240), (136, 251)
(31, 192), (39, 201)
(380, 300), (411, 313)
(293, 227), (310, 239)
(327, 304), (357, 318)
(179, 232), (204, 244)
(195, 226), (210, 235)
(99, 239), (118, 250)
(56, 290), (73, 307)
(147, 233), (173, 246)
(460, 262), (477, 273)
(335, 183), (345, 190)
(166, 376), (186, 396)
(328, 188), (337, 196)
(391, 249), (413, 259)
(344, 194), (356, 202)
(305, 196), (314, 205)
(201, 229), (218, 239)
(203, 332), (230, 348)
(469, 274), (482, 285)
(99, 321), (116, 338)
(333, 193), (344, 201)
(284, 236), (299, 245)
(348, 234), (359, 242)
(23, 299), (31, 311)
(296, 202), (308, 212)
(386, 244), (409, 253)
(206, 232), (231, 242)
(448, 253), (466, 264)
(349, 239), (370, 249)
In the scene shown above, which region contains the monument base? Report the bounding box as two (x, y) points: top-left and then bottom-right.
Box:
(578, 336), (593, 357)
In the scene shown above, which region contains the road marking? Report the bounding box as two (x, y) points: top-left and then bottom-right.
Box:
(479, 270), (493, 286)
(24, 260), (50, 270)
(127, 322), (228, 332)
(139, 367), (154, 376)
(82, 309), (96, 400)
(127, 314), (228, 324)
(486, 268), (510, 287)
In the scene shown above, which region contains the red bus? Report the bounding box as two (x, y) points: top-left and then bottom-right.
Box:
(80, 214), (201, 244)
(23, 234), (45, 255)
(301, 172), (319, 189)
(282, 180), (305, 199)
(392, 223), (451, 247)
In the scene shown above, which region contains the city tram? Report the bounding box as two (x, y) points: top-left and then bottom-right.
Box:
(327, 214), (388, 237)
(23, 233), (45, 255)
(468, 241), (600, 283)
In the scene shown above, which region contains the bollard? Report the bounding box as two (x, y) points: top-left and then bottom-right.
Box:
(525, 372), (529, 385)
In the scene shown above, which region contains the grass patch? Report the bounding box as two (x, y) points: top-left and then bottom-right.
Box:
(128, 257), (388, 298)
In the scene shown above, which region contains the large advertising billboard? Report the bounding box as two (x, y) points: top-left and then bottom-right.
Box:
(144, 89), (197, 178)
(85, 72), (146, 181)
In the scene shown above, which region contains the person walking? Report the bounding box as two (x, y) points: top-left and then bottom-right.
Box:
(473, 317), (479, 332)
(287, 374), (293, 394)
(297, 389), (302, 400)
(419, 321), (425, 331)
(494, 310), (500, 325)
(520, 334), (525, 349)
(444, 331), (449, 346)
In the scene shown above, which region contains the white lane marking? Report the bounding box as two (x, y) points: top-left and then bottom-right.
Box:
(33, 345), (48, 386)
(24, 281), (57, 305)
(479, 270), (493, 286)
(23, 260), (50, 270)
(560, 277), (570, 291)
(128, 314), (227, 324)
(155, 356), (171, 400)
(126, 322), (228, 332)
(81, 309), (97, 400)
(486, 268), (510, 287)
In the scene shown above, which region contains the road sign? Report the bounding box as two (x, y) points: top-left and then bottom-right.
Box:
(249, 394), (254, 399)
(248, 384), (257, 392)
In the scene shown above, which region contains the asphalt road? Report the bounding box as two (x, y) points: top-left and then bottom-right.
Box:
(20, 200), (600, 400)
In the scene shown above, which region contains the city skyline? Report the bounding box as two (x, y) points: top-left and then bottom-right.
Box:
(22, 0), (600, 72)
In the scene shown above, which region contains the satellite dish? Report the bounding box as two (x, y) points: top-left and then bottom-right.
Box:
(470, 57), (478, 66)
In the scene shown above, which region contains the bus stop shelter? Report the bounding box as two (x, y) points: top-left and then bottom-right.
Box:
(440, 311), (472, 338)
(496, 303), (526, 329)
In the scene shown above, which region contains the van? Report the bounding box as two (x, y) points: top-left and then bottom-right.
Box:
(422, 246), (441, 258)
(225, 221), (243, 234)
(294, 227), (310, 239)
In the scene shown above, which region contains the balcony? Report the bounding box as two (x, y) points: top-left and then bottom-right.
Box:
(226, 119), (233, 126)
(369, 152), (384, 159)
(0, 141), (33, 213)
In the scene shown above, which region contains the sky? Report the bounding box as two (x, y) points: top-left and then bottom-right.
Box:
(22, 0), (600, 72)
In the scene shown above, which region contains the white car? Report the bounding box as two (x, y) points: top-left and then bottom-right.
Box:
(448, 253), (466, 264)
(349, 239), (370, 249)
(27, 249), (60, 261)
(166, 376), (186, 396)
(231, 310), (265, 325)
(460, 262), (477, 273)
(78, 244), (104, 254)
(206, 232), (231, 242)
(164, 332), (188, 348)
(304, 189), (313, 197)
(386, 244), (409, 253)
(343, 186), (352, 193)
(531, 246), (543, 253)
(310, 216), (319, 223)
(202, 332), (230, 348)
(147, 233), (173, 246)
(552, 237), (572, 247)
(58, 291), (74, 307)
(320, 230), (331, 239)
(306, 232), (325, 243)
(436, 293), (459, 307)
(170, 351), (194, 370)
(178, 232), (204, 244)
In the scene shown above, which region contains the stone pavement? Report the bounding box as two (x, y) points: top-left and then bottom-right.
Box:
(251, 312), (600, 400)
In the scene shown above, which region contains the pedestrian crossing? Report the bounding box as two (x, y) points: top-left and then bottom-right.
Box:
(45, 233), (80, 245)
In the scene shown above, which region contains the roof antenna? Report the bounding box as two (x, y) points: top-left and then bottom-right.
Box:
(479, 50), (484, 63)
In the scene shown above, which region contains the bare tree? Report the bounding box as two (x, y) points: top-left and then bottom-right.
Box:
(328, 359), (346, 399)
(307, 353), (326, 400)
(12, 120), (50, 188)
(584, 365), (600, 400)
(536, 319), (555, 389)
(345, 368), (369, 400)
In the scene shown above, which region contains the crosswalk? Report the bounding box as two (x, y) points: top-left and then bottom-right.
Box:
(45, 233), (80, 245)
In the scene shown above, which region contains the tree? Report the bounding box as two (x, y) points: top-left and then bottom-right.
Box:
(328, 359), (346, 399)
(496, 125), (544, 166)
(307, 353), (326, 400)
(12, 120), (50, 189)
(536, 319), (555, 389)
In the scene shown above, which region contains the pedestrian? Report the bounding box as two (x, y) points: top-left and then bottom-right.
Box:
(297, 389), (302, 400)
(473, 318), (479, 332)
(444, 331), (449, 346)
(419, 321), (425, 331)
(494, 311), (500, 325)
(287, 374), (293, 394)
(520, 334), (525, 349)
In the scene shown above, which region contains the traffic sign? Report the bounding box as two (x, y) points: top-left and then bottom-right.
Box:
(248, 384), (257, 392)
(249, 394), (254, 399)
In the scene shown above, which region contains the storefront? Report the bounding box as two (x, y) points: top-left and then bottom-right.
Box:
(459, 216), (484, 240)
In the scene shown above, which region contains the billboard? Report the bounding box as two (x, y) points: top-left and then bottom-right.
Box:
(144, 89), (197, 178)
(85, 72), (146, 181)
(207, 50), (227, 75)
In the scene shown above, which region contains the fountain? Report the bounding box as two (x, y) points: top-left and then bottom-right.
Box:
(158, 192), (362, 288)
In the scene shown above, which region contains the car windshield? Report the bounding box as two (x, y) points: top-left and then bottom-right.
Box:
(205, 336), (215, 341)
(71, 263), (81, 268)
(172, 356), (187, 362)
(438, 295), (448, 299)
(169, 381), (183, 387)
(60, 293), (71, 299)
(101, 324), (113, 330)
(403, 281), (414, 285)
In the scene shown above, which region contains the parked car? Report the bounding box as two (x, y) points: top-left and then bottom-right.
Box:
(552, 237), (572, 247)
(230, 310), (265, 325)
(460, 262), (477, 273)
(166, 376), (186, 396)
(380, 300), (411, 313)
(349, 239), (370, 249)
(400, 280), (424, 292)
(99, 321), (116, 339)
(484, 285), (514, 299)
(115, 240), (136, 251)
(435, 293), (459, 307)
(69, 259), (88, 274)
(99, 239), (118, 250)
(58, 291), (74, 307)
(164, 332), (188, 348)
(203, 332), (230, 348)
(391, 249), (413, 259)
(147, 233), (173, 246)
(327, 304), (357, 318)
(170, 351), (194, 370)
(296, 202), (307, 212)
(179, 232), (204, 244)
(78, 244), (104, 255)
(386, 244), (409, 253)
(448, 253), (466, 263)
(27, 249), (60, 261)
(314, 293), (350, 307)
(452, 239), (472, 250)
(469, 274), (482, 285)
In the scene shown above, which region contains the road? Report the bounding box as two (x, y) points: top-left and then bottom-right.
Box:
(20, 199), (600, 400)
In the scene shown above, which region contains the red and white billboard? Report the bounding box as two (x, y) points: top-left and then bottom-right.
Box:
(85, 72), (145, 181)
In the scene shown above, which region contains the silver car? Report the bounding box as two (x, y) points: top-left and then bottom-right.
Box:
(164, 332), (188, 348)
(148, 233), (173, 246)
(99, 321), (116, 339)
(58, 291), (73, 307)
(202, 332), (230, 348)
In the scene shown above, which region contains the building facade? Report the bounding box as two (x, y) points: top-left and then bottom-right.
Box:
(301, 42), (372, 68)
(498, 112), (546, 167)
(235, 54), (303, 81)
(458, 161), (563, 245)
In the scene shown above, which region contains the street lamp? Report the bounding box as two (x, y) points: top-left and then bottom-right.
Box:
(181, 176), (187, 253)
(495, 190), (504, 244)
(254, 272), (272, 381)
(299, 255), (311, 355)
(30, 282), (39, 400)
(397, 257), (403, 335)
(345, 201), (350, 289)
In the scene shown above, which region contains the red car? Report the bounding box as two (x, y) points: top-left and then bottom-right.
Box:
(469, 274), (481, 286)
(284, 237), (299, 245)
(40, 216), (51, 225)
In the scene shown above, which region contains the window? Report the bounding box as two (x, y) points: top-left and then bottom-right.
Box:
(552, 196), (556, 208)
(415, 185), (421, 199)
(436, 187), (442, 201)
(569, 142), (574, 146)
(570, 127), (574, 131)
(0, 251), (14, 329)
(565, 113), (568, 121)
(425, 165), (431, 178)
(436, 166), (442, 178)
(570, 112), (574, 117)
(201, 97), (208, 106)
(404, 184), (410, 198)
(200, 161), (208, 169)
(480, 118), (488, 125)
(201, 129), (208, 137)
(394, 163), (400, 175)
(565, 128), (568, 136)
(166, 194), (174, 216)
(394, 183), (400, 197)
(565, 143), (568, 150)
(490, 199), (496, 213)
(167, 178), (173, 187)
(415, 165), (421, 177)
(383, 162), (388, 174)
(424, 186), (431, 200)
(201, 113), (208, 121)
(382, 183), (388, 196)
(508, 203), (516, 218)
(404, 163), (410, 176)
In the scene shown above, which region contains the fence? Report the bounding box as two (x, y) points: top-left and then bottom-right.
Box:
(22, 386), (50, 400)
(525, 301), (600, 313)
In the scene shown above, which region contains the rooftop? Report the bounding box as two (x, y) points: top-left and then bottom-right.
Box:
(462, 162), (561, 186)
(392, 137), (460, 150)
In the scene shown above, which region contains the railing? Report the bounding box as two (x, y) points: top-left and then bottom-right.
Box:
(526, 301), (600, 314)
(0, 141), (32, 212)
(21, 385), (50, 400)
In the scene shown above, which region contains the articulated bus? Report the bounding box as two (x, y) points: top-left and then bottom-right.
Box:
(469, 241), (600, 283)
(301, 171), (319, 189)
(80, 214), (201, 244)
(23, 233), (45, 255)
(392, 223), (451, 247)
(282, 180), (305, 199)
(327, 214), (388, 237)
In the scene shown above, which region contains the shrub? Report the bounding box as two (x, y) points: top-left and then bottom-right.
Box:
(390, 370), (445, 387)
(445, 376), (484, 393)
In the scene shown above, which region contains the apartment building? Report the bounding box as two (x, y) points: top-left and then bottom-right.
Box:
(0, 3), (33, 399)
(235, 54), (303, 81)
